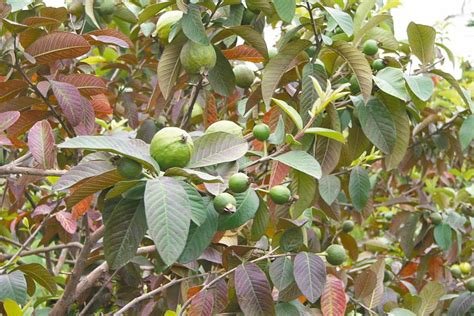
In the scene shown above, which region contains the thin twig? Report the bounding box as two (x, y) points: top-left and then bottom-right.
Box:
(114, 273), (209, 315)
(0, 242), (83, 261)
(0, 165), (67, 177)
(78, 269), (121, 316)
(0, 214), (51, 271)
(180, 77), (203, 129)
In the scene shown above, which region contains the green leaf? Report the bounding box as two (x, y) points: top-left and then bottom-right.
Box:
(181, 4), (208, 45)
(290, 170), (316, 218)
(218, 189), (260, 230)
(58, 136), (159, 172)
(353, 96), (397, 154)
(180, 182), (208, 226)
(314, 104), (342, 175)
(158, 34), (186, 99)
(213, 26), (268, 58)
(188, 132), (248, 168)
(138, 2), (172, 23)
(271, 151), (322, 180)
(104, 199), (147, 269)
(178, 205), (218, 263)
(145, 177), (191, 265)
(434, 223), (452, 251)
(319, 175), (341, 205)
(300, 64), (327, 124)
(54, 160), (114, 191)
(208, 47), (236, 96)
(330, 41), (373, 102)
(364, 27), (399, 51)
(270, 256), (295, 291)
(273, 0), (295, 23)
(164, 167), (223, 184)
(353, 0), (376, 33)
(324, 7), (353, 36)
(354, 14), (392, 45)
(460, 115), (474, 150)
(389, 308), (416, 316)
(0, 272), (27, 305)
(383, 96), (410, 170)
(305, 127), (345, 143)
(251, 196), (269, 241)
(15, 264), (56, 295)
(404, 75), (434, 101)
(84, 0), (100, 29)
(407, 22), (436, 66)
(418, 282), (445, 316)
(349, 166), (370, 211)
(430, 69), (474, 110)
(268, 115), (286, 145)
(262, 40), (311, 105)
(272, 98), (303, 130)
(245, 0), (274, 16)
(373, 67), (410, 101)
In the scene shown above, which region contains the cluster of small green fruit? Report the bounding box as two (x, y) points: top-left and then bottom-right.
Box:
(450, 262), (474, 292)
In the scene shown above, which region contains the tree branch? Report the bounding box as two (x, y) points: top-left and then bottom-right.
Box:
(0, 242), (83, 261)
(50, 226), (105, 316)
(0, 165), (67, 177)
(180, 77), (203, 129)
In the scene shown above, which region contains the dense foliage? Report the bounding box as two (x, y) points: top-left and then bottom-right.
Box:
(0, 0), (473, 315)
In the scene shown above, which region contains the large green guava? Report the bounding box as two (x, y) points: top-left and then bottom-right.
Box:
(180, 41), (216, 74)
(150, 127), (194, 170)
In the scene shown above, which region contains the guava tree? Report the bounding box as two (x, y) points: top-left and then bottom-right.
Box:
(0, 0), (473, 315)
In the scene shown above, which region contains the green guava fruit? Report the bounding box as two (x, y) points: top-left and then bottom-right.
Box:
(372, 59), (386, 71)
(180, 41), (216, 74)
(269, 185), (291, 205)
(342, 220), (354, 233)
(465, 278), (474, 292)
(429, 212), (442, 225)
(450, 264), (462, 278)
(349, 75), (361, 94)
(136, 119), (159, 144)
(233, 64), (255, 89)
(150, 127), (194, 170)
(228, 173), (250, 193)
(213, 192), (237, 214)
(97, 0), (115, 15)
(326, 244), (346, 266)
(253, 123), (270, 141)
(155, 10), (183, 43)
(460, 262), (472, 275)
(362, 39), (379, 55)
(205, 120), (243, 138)
(117, 157), (143, 179)
(68, 0), (84, 16)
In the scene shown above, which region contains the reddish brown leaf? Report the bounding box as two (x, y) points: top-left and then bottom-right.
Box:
(90, 94), (113, 119)
(71, 194), (93, 220)
(235, 263), (275, 315)
(293, 252), (327, 303)
(58, 74), (107, 96)
(50, 80), (83, 126)
(222, 45), (265, 63)
(0, 111), (20, 131)
(321, 275), (347, 316)
(26, 31), (91, 64)
(40, 7), (68, 22)
(0, 96), (43, 112)
(269, 161), (290, 187)
(354, 269), (377, 299)
(20, 28), (47, 49)
(73, 97), (95, 135)
(0, 133), (12, 146)
(0, 80), (29, 102)
(28, 120), (56, 169)
(55, 211), (77, 234)
(22, 16), (61, 28)
(7, 110), (50, 137)
(85, 29), (133, 48)
(203, 91), (218, 128)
